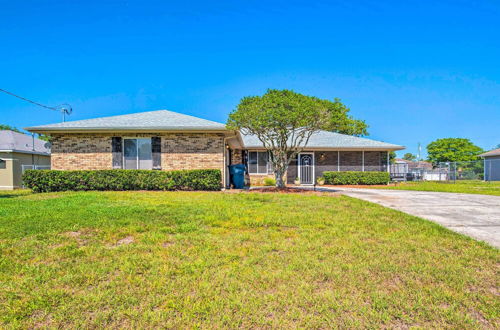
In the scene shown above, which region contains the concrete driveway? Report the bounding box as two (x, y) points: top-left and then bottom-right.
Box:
(324, 188), (500, 248)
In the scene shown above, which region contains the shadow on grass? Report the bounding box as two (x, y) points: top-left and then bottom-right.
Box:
(0, 190), (33, 198)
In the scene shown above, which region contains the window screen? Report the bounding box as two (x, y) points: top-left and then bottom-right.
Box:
(248, 151), (258, 173)
(123, 138), (152, 170)
(137, 139), (152, 169)
(258, 151), (268, 174)
(124, 139), (138, 169)
(248, 151), (271, 174)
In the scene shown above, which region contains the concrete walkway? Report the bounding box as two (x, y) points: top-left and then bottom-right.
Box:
(317, 187), (500, 248)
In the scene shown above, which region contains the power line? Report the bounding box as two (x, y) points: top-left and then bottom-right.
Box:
(0, 88), (58, 111)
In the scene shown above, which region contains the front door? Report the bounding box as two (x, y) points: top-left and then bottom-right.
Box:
(299, 153), (314, 185)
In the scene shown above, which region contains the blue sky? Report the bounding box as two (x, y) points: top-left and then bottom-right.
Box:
(1, 0), (499, 157)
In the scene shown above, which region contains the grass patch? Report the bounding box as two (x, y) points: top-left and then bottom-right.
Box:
(0, 190), (498, 328)
(373, 180), (500, 196)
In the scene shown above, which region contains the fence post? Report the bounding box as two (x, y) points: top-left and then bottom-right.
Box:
(454, 162), (457, 183)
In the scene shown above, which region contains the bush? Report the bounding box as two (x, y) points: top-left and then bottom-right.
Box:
(263, 177), (276, 186)
(323, 171), (390, 185)
(23, 169), (221, 193)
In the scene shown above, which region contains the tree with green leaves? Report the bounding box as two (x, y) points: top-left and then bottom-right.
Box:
(323, 98), (368, 136)
(0, 124), (22, 133)
(389, 151), (396, 164)
(227, 89), (367, 187)
(37, 134), (51, 142)
(403, 153), (417, 161)
(0, 124), (50, 142)
(427, 138), (483, 164)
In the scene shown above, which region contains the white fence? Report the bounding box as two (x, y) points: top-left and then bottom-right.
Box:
(390, 164), (448, 182)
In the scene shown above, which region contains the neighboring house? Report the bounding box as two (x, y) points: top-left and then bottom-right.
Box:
(0, 130), (51, 190)
(479, 148), (500, 181)
(391, 158), (448, 181)
(394, 158), (433, 170)
(26, 110), (404, 187)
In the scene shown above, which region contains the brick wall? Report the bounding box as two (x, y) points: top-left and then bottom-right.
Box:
(50, 133), (225, 172)
(339, 151), (363, 171)
(230, 149), (244, 164)
(364, 151), (383, 171)
(315, 151), (338, 178)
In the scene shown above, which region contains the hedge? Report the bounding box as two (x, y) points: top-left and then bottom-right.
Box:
(22, 169), (221, 193)
(322, 171), (390, 185)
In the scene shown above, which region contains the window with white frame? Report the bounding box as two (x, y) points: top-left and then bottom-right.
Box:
(248, 151), (272, 174)
(123, 138), (152, 169)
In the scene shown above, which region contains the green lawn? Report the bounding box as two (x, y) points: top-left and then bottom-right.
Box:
(374, 180), (500, 196)
(0, 190), (498, 328)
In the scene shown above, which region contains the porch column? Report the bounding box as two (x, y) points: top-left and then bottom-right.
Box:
(386, 151), (390, 172)
(362, 151), (365, 172)
(337, 151), (340, 171)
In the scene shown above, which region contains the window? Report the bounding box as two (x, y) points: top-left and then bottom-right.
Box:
(0, 159), (6, 169)
(248, 151), (272, 174)
(123, 138), (152, 169)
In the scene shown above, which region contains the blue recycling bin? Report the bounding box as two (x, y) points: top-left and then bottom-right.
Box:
(229, 164), (246, 189)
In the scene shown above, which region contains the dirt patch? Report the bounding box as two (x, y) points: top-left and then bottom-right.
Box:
(469, 309), (490, 327)
(162, 241), (174, 248)
(116, 236), (135, 246)
(62, 230), (87, 246)
(62, 229), (98, 246)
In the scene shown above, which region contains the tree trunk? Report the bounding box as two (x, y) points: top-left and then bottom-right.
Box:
(275, 168), (286, 188)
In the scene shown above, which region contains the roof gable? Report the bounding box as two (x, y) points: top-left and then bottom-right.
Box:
(26, 110), (227, 132)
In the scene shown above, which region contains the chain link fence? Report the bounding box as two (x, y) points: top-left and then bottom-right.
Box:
(390, 159), (500, 182)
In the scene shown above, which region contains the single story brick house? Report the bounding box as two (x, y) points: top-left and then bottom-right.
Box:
(26, 110), (404, 187)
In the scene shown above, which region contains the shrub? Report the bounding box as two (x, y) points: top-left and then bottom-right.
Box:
(263, 177), (276, 186)
(323, 171), (390, 185)
(23, 169), (221, 193)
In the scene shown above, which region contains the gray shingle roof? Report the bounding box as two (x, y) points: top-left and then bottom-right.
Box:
(242, 130), (404, 150)
(25, 109), (403, 150)
(26, 110), (226, 132)
(0, 130), (51, 155)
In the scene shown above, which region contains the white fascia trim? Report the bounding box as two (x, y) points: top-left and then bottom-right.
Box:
(0, 149), (50, 156)
(243, 147), (405, 151)
(25, 127), (229, 134)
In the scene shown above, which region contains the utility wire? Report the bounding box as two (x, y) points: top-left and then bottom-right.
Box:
(0, 88), (59, 111)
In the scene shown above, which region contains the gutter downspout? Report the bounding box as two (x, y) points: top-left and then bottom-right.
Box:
(387, 151), (390, 173)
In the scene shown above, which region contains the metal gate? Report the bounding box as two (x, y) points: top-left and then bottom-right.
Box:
(299, 153), (314, 185)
